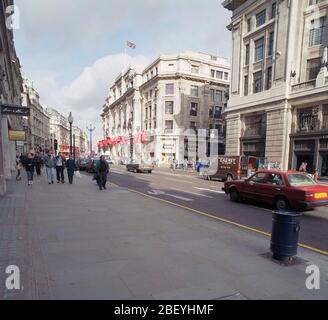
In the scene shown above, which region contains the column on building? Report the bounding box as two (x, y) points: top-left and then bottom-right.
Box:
(225, 114), (241, 156)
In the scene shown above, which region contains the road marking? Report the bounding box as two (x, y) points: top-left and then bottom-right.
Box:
(169, 187), (213, 199)
(147, 190), (193, 202)
(113, 185), (328, 257)
(195, 187), (225, 194)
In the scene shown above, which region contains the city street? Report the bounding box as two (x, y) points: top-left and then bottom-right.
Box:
(105, 165), (328, 254)
(1, 169), (327, 300)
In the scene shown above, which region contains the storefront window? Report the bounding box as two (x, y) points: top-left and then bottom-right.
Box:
(298, 107), (319, 132)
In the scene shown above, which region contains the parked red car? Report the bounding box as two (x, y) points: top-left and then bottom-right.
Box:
(222, 170), (328, 211)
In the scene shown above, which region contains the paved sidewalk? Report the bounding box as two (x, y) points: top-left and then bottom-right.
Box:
(0, 170), (327, 300)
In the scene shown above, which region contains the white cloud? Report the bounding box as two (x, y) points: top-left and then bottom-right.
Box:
(38, 53), (150, 143)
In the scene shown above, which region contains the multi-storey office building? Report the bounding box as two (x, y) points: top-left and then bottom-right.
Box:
(22, 79), (50, 151)
(223, 0), (328, 175)
(101, 52), (230, 165)
(45, 107), (70, 151)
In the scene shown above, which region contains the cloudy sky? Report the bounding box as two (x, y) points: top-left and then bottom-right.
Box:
(14, 0), (231, 143)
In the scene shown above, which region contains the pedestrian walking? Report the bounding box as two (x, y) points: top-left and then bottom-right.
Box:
(44, 151), (56, 184)
(66, 154), (77, 184)
(15, 154), (23, 180)
(34, 152), (42, 176)
(25, 152), (36, 186)
(96, 155), (109, 191)
(55, 152), (66, 183)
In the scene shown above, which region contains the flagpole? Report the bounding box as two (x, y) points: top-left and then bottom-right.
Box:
(124, 41), (128, 72)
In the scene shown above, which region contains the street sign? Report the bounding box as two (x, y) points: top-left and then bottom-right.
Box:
(1, 104), (30, 116)
(8, 130), (26, 141)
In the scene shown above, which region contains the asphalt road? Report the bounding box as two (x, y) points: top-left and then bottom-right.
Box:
(86, 165), (328, 255)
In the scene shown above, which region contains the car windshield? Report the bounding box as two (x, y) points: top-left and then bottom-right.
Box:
(288, 174), (316, 186)
(141, 160), (152, 165)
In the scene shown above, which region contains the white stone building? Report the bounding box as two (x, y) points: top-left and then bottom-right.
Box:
(21, 78), (50, 151)
(101, 52), (230, 165)
(45, 107), (70, 152)
(223, 0), (328, 175)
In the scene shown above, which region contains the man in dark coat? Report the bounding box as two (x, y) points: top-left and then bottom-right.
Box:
(34, 152), (42, 175)
(25, 152), (36, 186)
(97, 156), (109, 191)
(66, 154), (77, 184)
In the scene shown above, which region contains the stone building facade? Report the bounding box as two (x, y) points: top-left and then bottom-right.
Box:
(0, 0), (24, 195)
(101, 52), (230, 165)
(223, 0), (328, 175)
(21, 78), (50, 152)
(45, 107), (70, 152)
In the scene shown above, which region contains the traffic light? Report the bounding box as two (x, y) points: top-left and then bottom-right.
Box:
(54, 139), (58, 151)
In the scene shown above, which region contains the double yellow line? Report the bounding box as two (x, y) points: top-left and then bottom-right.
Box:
(114, 184), (328, 257)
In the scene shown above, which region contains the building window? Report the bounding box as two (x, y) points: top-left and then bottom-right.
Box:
(210, 89), (215, 101)
(224, 72), (229, 80)
(191, 65), (199, 74)
(266, 67), (272, 90)
(268, 31), (274, 56)
(247, 18), (251, 32)
(165, 101), (174, 114)
(165, 120), (173, 133)
(254, 37), (265, 61)
(307, 57), (322, 80)
(216, 71), (223, 79)
(309, 17), (326, 47)
(244, 75), (249, 96)
(165, 83), (174, 95)
(209, 106), (214, 118)
(245, 44), (250, 65)
(190, 85), (199, 97)
(271, 3), (276, 19)
(214, 106), (222, 119)
(215, 90), (223, 102)
(190, 102), (198, 116)
(253, 71), (263, 93)
(211, 69), (215, 77)
(256, 10), (266, 27)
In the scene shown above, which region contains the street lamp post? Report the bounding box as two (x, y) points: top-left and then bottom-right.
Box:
(86, 123), (96, 156)
(68, 112), (74, 156)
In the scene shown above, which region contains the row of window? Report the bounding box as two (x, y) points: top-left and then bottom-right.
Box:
(164, 120), (223, 134)
(246, 3), (276, 33)
(244, 67), (272, 95)
(210, 69), (229, 80)
(245, 31), (274, 65)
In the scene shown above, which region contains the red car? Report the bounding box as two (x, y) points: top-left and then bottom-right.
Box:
(222, 170), (328, 211)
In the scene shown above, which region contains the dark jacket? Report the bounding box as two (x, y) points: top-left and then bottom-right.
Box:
(66, 159), (76, 172)
(98, 160), (109, 174)
(25, 157), (36, 172)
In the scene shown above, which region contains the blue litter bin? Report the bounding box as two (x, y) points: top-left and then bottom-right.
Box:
(270, 211), (302, 261)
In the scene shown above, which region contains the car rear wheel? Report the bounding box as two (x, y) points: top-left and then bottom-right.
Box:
(275, 197), (289, 211)
(229, 189), (239, 202)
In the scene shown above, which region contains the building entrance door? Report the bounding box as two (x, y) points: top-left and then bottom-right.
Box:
(295, 154), (314, 173)
(319, 152), (328, 177)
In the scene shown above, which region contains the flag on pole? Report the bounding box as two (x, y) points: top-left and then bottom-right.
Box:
(126, 41), (136, 49)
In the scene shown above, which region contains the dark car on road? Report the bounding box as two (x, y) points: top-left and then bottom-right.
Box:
(76, 158), (88, 171)
(86, 158), (100, 173)
(126, 160), (154, 173)
(222, 170), (328, 211)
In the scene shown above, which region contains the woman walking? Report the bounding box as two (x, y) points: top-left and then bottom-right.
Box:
(25, 152), (36, 186)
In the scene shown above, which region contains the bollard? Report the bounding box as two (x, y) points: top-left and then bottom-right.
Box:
(270, 211), (302, 262)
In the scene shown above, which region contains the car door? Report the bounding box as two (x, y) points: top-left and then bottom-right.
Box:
(258, 173), (286, 204)
(242, 172), (269, 201)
